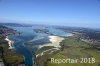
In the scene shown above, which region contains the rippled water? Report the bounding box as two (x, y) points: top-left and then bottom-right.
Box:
(8, 26), (69, 66)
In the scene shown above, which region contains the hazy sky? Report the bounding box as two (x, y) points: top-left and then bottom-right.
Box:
(0, 0), (100, 28)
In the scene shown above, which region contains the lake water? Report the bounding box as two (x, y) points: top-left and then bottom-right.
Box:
(8, 26), (69, 66)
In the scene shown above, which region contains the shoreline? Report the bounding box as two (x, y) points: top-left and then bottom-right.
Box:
(66, 33), (74, 37)
(38, 33), (74, 49)
(36, 33), (74, 57)
(38, 35), (65, 49)
(5, 36), (14, 49)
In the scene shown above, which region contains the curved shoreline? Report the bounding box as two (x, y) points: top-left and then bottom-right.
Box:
(5, 36), (14, 49)
(37, 34), (74, 57)
(38, 33), (74, 49)
(38, 36), (64, 48)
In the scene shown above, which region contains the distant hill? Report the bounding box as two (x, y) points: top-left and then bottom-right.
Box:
(0, 23), (32, 27)
(0, 25), (8, 29)
(56, 26), (100, 40)
(0, 25), (15, 35)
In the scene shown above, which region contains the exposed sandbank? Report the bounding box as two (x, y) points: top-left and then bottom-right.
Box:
(39, 36), (64, 48)
(5, 36), (14, 49)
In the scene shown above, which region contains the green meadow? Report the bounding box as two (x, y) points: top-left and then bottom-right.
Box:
(47, 36), (100, 66)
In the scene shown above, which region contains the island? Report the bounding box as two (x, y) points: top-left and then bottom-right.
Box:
(34, 28), (49, 33)
(33, 28), (54, 35)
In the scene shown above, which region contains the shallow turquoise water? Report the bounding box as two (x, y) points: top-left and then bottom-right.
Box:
(8, 26), (68, 66)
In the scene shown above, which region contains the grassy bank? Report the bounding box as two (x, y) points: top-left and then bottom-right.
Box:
(36, 35), (100, 66)
(0, 37), (24, 66)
